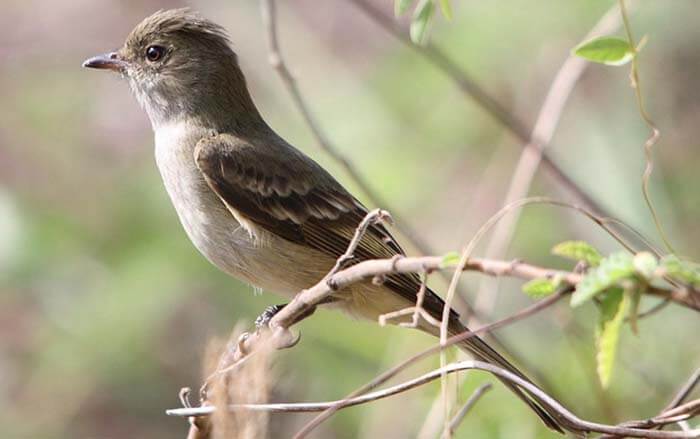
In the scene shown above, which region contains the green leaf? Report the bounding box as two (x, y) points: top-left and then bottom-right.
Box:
(661, 255), (700, 286)
(522, 277), (559, 298)
(573, 36), (635, 66)
(410, 0), (435, 45)
(438, 0), (453, 20)
(395, 0), (415, 17)
(440, 251), (461, 268)
(595, 288), (628, 388)
(552, 240), (603, 266)
(633, 252), (658, 279)
(571, 252), (635, 307)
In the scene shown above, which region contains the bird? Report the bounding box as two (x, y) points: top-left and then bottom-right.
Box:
(83, 9), (562, 433)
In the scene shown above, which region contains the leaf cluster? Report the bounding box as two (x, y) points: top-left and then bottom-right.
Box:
(524, 240), (699, 387)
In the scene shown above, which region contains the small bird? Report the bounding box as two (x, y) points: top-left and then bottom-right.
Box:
(83, 9), (562, 432)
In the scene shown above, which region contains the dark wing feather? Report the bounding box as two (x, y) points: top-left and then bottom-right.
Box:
(193, 133), (450, 319)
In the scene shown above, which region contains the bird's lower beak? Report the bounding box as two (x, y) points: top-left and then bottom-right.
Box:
(82, 52), (127, 72)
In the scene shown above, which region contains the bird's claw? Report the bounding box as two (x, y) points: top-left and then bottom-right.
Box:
(255, 304), (285, 330)
(272, 326), (301, 349)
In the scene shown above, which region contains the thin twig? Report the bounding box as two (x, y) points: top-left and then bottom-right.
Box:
(379, 270), (442, 329)
(666, 368), (700, 412)
(326, 208), (391, 279)
(169, 363), (490, 417)
(447, 383), (493, 436)
(598, 367), (700, 438)
(600, 398), (700, 439)
(189, 195), (645, 431)
(629, 298), (670, 322)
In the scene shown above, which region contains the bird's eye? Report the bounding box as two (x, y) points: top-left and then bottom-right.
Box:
(145, 45), (166, 62)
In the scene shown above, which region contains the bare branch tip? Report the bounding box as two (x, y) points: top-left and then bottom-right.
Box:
(179, 387), (193, 409)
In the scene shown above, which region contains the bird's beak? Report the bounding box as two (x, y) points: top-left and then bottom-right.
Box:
(82, 51), (127, 72)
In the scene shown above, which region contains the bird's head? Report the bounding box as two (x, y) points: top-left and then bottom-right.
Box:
(83, 9), (255, 129)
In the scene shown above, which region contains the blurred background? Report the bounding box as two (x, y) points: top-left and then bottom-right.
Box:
(1, 0), (699, 438)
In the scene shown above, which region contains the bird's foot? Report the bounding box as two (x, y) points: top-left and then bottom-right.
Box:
(255, 304), (286, 329)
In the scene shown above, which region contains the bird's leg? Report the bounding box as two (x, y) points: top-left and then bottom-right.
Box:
(253, 303), (317, 330)
(255, 303), (287, 329)
(254, 297), (338, 329)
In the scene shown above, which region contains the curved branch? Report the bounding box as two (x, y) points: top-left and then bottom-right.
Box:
(168, 361), (493, 417)
(169, 361), (700, 439)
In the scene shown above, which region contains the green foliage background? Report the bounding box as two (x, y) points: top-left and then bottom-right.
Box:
(1, 1), (699, 438)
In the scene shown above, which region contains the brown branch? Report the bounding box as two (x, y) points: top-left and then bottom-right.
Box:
(447, 383), (493, 436)
(202, 252), (696, 399)
(599, 366), (700, 439)
(666, 368), (700, 412)
(379, 270), (442, 329)
(294, 238), (699, 437)
(347, 0), (607, 215)
(272, 252), (696, 313)
(326, 208), (391, 279)
(170, 360), (700, 439)
(208, 253), (698, 354)
(169, 362), (493, 417)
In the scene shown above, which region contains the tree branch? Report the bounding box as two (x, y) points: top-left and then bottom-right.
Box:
(447, 383), (493, 436)
(347, 0), (607, 215)
(170, 361), (700, 439)
(666, 368), (700, 412)
(169, 362), (493, 417)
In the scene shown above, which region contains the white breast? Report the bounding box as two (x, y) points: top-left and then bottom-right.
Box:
(154, 121), (248, 271)
(154, 122), (219, 241)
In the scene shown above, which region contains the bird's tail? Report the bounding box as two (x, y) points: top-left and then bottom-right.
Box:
(422, 318), (564, 434)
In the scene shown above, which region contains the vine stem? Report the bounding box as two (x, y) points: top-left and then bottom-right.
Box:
(618, 0), (676, 254)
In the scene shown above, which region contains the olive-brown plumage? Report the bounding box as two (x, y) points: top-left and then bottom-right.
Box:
(83, 9), (563, 432)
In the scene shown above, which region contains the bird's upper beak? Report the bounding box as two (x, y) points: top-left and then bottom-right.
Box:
(82, 51), (127, 72)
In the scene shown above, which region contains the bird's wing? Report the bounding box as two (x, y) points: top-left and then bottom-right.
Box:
(193, 133), (447, 316)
